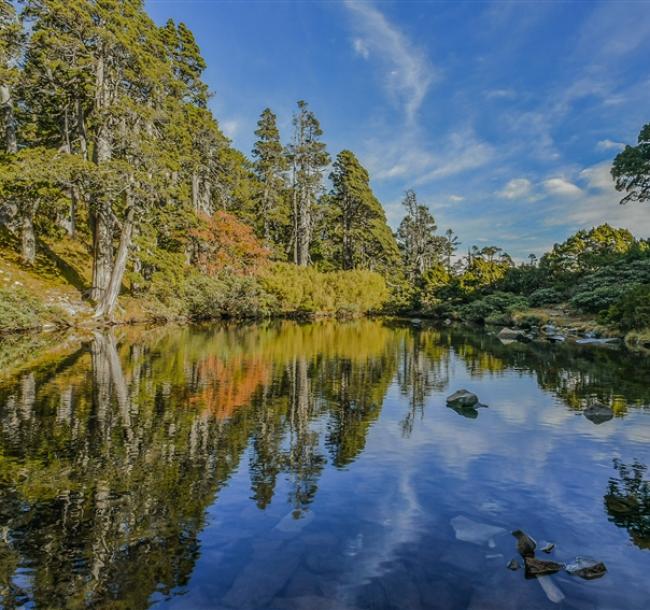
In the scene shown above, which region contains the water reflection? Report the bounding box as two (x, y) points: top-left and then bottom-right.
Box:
(0, 320), (648, 609)
(605, 459), (650, 550)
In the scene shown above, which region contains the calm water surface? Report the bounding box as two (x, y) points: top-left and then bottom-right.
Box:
(0, 320), (649, 609)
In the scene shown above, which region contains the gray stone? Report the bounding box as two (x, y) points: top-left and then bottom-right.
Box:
(583, 403), (614, 424)
(565, 556), (607, 580)
(446, 389), (479, 408)
(524, 556), (564, 577)
(512, 529), (536, 557)
(507, 558), (520, 570)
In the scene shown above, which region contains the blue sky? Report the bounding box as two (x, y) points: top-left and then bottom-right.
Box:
(146, 0), (650, 259)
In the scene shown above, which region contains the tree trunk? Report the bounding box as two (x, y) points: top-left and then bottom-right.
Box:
(296, 186), (311, 266)
(192, 171), (200, 211)
(0, 84), (18, 154)
(21, 204), (38, 265)
(75, 98), (88, 160)
(91, 51), (114, 302)
(95, 205), (135, 319)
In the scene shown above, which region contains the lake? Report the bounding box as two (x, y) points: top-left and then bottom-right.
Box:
(0, 319), (649, 609)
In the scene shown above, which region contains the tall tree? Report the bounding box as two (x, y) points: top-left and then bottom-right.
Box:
(396, 190), (444, 282)
(252, 108), (287, 248)
(0, 0), (22, 154)
(612, 123), (650, 205)
(444, 228), (461, 273)
(286, 100), (329, 266)
(328, 149), (399, 273)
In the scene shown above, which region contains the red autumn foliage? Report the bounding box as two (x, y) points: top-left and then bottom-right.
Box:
(190, 211), (269, 276)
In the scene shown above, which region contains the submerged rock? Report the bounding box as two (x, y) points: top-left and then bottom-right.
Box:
(512, 529), (537, 557)
(541, 542), (555, 554)
(447, 404), (480, 419)
(575, 337), (620, 346)
(565, 557), (607, 580)
(583, 403), (614, 425)
(497, 327), (529, 342)
(450, 515), (506, 547)
(537, 575), (565, 604)
(524, 556), (564, 577)
(506, 558), (520, 571)
(446, 390), (479, 408)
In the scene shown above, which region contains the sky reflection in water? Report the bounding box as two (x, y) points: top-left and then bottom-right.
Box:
(0, 320), (649, 609)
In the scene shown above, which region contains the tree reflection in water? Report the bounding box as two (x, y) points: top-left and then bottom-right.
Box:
(0, 320), (649, 608)
(605, 459), (650, 550)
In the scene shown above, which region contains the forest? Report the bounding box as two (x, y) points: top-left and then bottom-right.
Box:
(1, 0), (649, 346)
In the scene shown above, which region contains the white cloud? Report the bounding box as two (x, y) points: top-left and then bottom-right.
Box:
(497, 178), (532, 200)
(449, 194), (465, 202)
(580, 162), (613, 191)
(596, 139), (624, 151)
(352, 37), (370, 59)
(344, 0), (437, 122)
(485, 88), (516, 100)
(221, 119), (240, 138)
(543, 178), (582, 198)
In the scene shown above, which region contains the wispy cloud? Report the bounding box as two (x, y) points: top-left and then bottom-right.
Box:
(543, 178), (582, 198)
(596, 139), (624, 151)
(344, 0), (437, 122)
(497, 178), (532, 200)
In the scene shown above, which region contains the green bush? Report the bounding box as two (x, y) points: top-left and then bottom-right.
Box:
(570, 257), (650, 313)
(0, 287), (62, 332)
(260, 263), (389, 315)
(528, 287), (564, 307)
(459, 291), (528, 324)
(605, 284), (650, 331)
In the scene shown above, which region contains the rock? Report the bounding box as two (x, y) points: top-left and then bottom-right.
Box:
(565, 557), (607, 580)
(446, 389), (479, 408)
(497, 327), (531, 343)
(583, 403), (613, 424)
(575, 337), (620, 346)
(540, 542), (555, 554)
(546, 335), (566, 343)
(506, 558), (520, 570)
(541, 324), (557, 335)
(447, 404), (479, 419)
(537, 575), (565, 604)
(450, 515), (506, 546)
(512, 529), (536, 557)
(524, 556), (564, 577)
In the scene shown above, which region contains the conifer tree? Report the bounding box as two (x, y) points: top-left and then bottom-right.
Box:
(396, 190), (445, 281)
(328, 149), (399, 273)
(0, 0), (22, 153)
(252, 108), (287, 248)
(287, 100), (329, 266)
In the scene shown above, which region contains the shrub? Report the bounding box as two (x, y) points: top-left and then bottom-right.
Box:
(528, 287), (564, 307)
(0, 287), (63, 332)
(459, 291), (528, 324)
(605, 284), (650, 331)
(260, 263), (388, 315)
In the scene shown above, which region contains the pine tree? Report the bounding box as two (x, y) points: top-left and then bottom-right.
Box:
(397, 190), (444, 282)
(252, 108), (287, 248)
(0, 0), (23, 153)
(328, 149), (399, 273)
(286, 100), (329, 266)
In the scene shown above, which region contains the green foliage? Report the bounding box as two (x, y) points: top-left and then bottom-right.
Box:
(612, 123), (650, 205)
(260, 263), (388, 315)
(0, 286), (64, 331)
(570, 257), (650, 313)
(326, 150), (400, 274)
(528, 287), (565, 307)
(459, 292), (528, 324)
(604, 284), (650, 331)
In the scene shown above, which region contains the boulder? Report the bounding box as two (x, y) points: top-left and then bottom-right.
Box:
(540, 542), (555, 554)
(546, 335), (566, 343)
(497, 327), (532, 344)
(446, 389), (479, 408)
(583, 404), (614, 425)
(565, 557), (607, 580)
(524, 556), (564, 577)
(541, 324), (557, 335)
(512, 529), (536, 557)
(506, 558), (520, 571)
